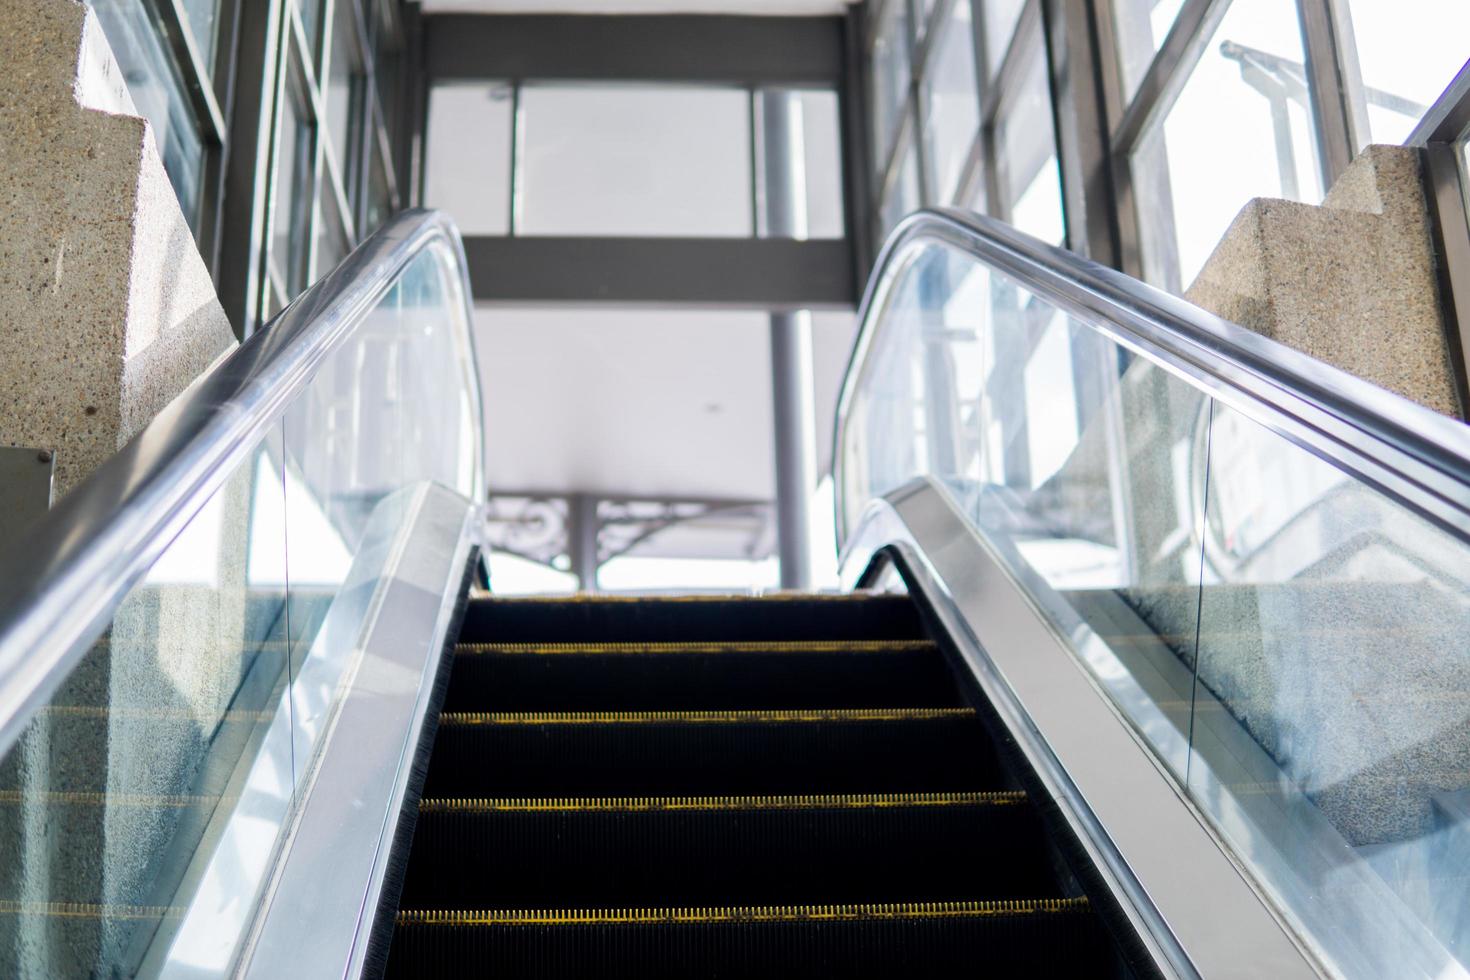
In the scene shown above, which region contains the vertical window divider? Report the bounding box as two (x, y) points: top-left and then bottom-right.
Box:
(1296, 0), (1361, 188)
(508, 81), (524, 238)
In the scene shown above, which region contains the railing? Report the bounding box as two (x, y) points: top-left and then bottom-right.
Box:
(835, 208), (1470, 980)
(0, 209), (483, 978)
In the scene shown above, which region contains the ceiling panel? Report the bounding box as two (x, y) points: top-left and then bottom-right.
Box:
(475, 305), (857, 502)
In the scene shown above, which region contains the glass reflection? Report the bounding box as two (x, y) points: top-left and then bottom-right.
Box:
(0, 434), (289, 978)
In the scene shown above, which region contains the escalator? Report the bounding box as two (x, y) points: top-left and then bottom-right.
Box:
(378, 594), (1124, 977)
(0, 205), (1469, 980)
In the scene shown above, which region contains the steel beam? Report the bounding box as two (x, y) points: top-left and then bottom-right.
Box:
(425, 15), (844, 86)
(568, 493), (600, 592)
(461, 237), (856, 308)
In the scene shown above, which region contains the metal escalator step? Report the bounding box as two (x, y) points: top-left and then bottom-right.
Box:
(444, 640), (961, 711)
(421, 708), (999, 797)
(462, 593), (927, 644)
(398, 791), (1052, 907)
(385, 899), (1107, 979)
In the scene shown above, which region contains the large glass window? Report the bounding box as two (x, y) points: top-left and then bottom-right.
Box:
(179, 0), (224, 74)
(518, 85), (753, 237)
(921, 0), (982, 205)
(881, 136), (922, 237)
(996, 29), (1065, 245)
(982, 0), (1027, 77)
(870, 0), (913, 167)
(1131, 0), (1322, 290)
(270, 68), (315, 301)
(425, 83), (514, 235)
(1111, 0), (1188, 99)
(324, 0), (366, 181)
(1339, 0), (1470, 145)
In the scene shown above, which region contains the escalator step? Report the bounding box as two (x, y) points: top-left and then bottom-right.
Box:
(443, 640), (963, 711)
(385, 899), (1107, 979)
(398, 791), (1053, 907)
(462, 594), (927, 644)
(421, 708), (1001, 797)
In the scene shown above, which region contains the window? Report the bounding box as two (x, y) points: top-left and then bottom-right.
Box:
(425, 83), (514, 236)
(178, 0), (223, 73)
(1111, 0), (1188, 99)
(1130, 0), (1322, 290)
(995, 24), (1064, 245)
(870, 0), (913, 167)
(269, 67), (315, 300)
(881, 136), (921, 237)
(921, 0), (982, 205)
(982, 0), (1027, 78)
(324, 0), (366, 183)
(518, 85), (753, 237)
(1339, 0), (1470, 145)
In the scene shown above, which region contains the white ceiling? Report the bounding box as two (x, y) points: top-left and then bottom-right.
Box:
(422, 0), (850, 13)
(475, 305), (857, 503)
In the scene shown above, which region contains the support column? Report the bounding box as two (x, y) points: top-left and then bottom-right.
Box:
(762, 90), (817, 591)
(568, 493), (600, 592)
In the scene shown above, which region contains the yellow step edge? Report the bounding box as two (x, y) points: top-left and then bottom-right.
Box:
(0, 900), (183, 921)
(478, 592), (896, 605)
(457, 639), (937, 656)
(419, 791), (1027, 814)
(438, 708), (976, 727)
(397, 898), (1090, 927)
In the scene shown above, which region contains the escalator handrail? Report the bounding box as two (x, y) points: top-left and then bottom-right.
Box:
(0, 208), (484, 758)
(834, 207), (1470, 545)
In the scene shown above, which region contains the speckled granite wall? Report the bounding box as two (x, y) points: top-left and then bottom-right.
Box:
(1186, 144), (1462, 419)
(0, 0), (236, 498)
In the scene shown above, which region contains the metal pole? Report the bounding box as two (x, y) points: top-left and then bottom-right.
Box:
(761, 90), (817, 590)
(568, 493), (600, 591)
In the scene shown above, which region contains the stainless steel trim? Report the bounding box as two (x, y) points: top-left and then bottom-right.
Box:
(832, 208), (1470, 545)
(839, 478), (1323, 980)
(0, 208), (485, 762)
(237, 483), (475, 980)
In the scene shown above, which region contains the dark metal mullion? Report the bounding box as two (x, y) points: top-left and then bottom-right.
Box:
(840, 5), (876, 283)
(875, 107), (919, 217)
(911, 0), (959, 83)
(319, 137), (357, 248)
(1110, 0), (1228, 156)
(1422, 143), (1470, 419)
(869, 0), (918, 206)
(913, 0), (964, 205)
(216, 0), (285, 337)
(1040, 0), (1119, 263)
(290, 25), (323, 300)
(980, 0), (1043, 123)
(1410, 61), (1470, 146)
(368, 95), (400, 214)
(1296, 0), (1359, 189)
